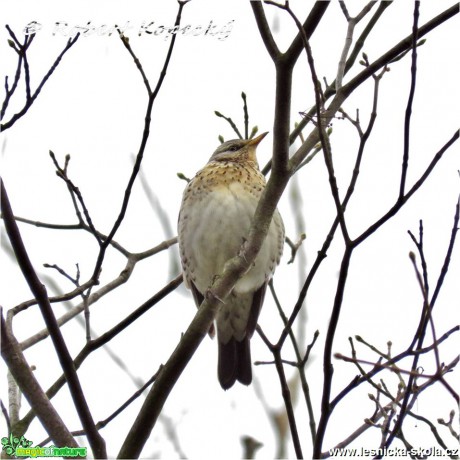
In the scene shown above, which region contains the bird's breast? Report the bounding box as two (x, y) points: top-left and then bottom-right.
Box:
(178, 163), (283, 295)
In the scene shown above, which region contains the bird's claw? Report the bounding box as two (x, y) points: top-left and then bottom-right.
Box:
(206, 288), (225, 305)
(238, 237), (249, 263)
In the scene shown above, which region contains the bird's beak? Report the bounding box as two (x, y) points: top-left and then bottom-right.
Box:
(246, 132), (268, 147)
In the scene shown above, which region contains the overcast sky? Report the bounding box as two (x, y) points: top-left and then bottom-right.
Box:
(1, 1), (459, 458)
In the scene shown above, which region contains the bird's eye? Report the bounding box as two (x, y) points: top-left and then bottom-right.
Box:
(228, 145), (239, 152)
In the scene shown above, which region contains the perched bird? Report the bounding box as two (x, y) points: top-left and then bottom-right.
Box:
(178, 132), (284, 390)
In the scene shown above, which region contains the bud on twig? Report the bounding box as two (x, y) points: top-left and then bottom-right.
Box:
(177, 172), (190, 183)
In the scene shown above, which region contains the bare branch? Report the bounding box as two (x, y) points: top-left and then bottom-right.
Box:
(16, 237), (177, 350)
(90, 1), (187, 284)
(1, 28), (80, 131)
(336, 1), (377, 90)
(214, 110), (243, 139)
(285, 234), (306, 264)
(399, 1), (420, 199)
(354, 130), (459, 246)
(19, 276), (182, 431)
(49, 151), (102, 245)
(438, 410), (460, 442)
(1, 310), (77, 447)
(251, 2), (281, 60)
(0, 399), (11, 435)
(430, 194), (460, 309)
(1, 180), (106, 458)
(39, 366), (162, 446)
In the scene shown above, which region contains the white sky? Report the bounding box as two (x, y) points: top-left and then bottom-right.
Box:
(1, 1), (459, 458)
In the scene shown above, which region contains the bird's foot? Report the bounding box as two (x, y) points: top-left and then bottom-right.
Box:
(238, 237), (249, 264)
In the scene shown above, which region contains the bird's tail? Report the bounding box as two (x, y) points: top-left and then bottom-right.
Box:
(218, 336), (252, 390)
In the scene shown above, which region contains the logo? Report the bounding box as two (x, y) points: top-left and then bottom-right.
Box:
(1, 435), (87, 458)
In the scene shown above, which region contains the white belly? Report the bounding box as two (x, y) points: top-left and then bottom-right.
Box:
(179, 182), (282, 295)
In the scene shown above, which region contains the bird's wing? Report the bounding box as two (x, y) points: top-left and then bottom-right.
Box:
(189, 279), (215, 338)
(246, 281), (267, 339)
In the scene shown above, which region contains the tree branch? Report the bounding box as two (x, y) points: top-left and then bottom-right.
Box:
(251, 2), (281, 61)
(354, 130), (459, 246)
(1, 179), (107, 458)
(1, 311), (78, 448)
(19, 275), (182, 432)
(1, 29), (79, 131)
(90, 1), (187, 284)
(15, 237), (177, 351)
(336, 1), (376, 91)
(289, 3), (458, 172)
(399, 1), (420, 199)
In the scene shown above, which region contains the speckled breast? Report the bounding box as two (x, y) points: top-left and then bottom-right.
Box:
(178, 160), (284, 295)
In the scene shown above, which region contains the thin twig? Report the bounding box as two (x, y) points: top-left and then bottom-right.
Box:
(214, 111), (243, 139)
(385, 192), (459, 448)
(288, 4), (458, 172)
(9, 214), (131, 257)
(38, 366), (162, 446)
(331, 324), (459, 410)
(280, 60), (385, 351)
(430, 194), (460, 309)
(353, 130), (459, 246)
(90, 3), (185, 284)
(285, 234), (306, 264)
(438, 410), (460, 442)
(1, 399), (11, 435)
(289, 1), (392, 149)
(49, 151), (102, 245)
(19, 276), (182, 431)
(1, 180), (106, 458)
(336, 1), (376, 90)
(1, 310), (77, 448)
(399, 1), (420, 199)
(263, 6), (354, 458)
(335, 353), (447, 380)
(1, 30), (80, 131)
(242, 92), (249, 139)
(16, 238), (177, 350)
(408, 250), (441, 371)
(408, 220), (430, 295)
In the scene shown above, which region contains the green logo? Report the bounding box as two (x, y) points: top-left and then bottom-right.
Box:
(1, 435), (32, 456)
(1, 435), (87, 458)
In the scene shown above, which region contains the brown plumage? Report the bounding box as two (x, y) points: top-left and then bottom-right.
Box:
(178, 133), (284, 389)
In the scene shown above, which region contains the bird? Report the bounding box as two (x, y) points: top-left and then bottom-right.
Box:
(177, 132), (284, 390)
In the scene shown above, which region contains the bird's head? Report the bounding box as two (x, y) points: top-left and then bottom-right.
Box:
(208, 132), (268, 167)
